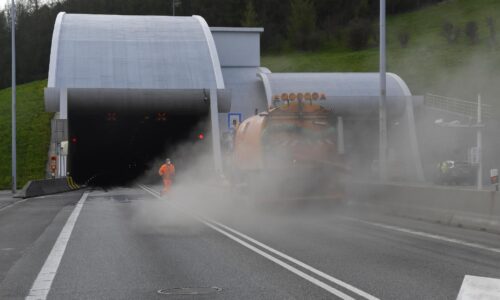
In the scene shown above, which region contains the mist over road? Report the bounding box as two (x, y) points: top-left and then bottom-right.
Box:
(1, 186), (499, 299)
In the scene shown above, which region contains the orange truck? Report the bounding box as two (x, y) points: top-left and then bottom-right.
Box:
(231, 93), (347, 201)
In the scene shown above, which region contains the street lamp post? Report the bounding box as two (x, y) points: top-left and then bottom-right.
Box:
(477, 94), (482, 190)
(11, 0), (17, 194)
(379, 0), (388, 181)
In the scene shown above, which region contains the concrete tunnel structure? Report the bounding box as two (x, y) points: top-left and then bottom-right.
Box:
(45, 13), (423, 186)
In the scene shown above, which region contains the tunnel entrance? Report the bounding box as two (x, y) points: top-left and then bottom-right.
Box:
(68, 109), (210, 187)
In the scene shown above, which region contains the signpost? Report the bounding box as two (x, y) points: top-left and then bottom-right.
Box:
(228, 112), (242, 129)
(490, 169), (498, 191)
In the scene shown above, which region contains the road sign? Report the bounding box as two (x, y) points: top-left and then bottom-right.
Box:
(228, 112), (242, 129)
(50, 156), (57, 172)
(490, 169), (498, 184)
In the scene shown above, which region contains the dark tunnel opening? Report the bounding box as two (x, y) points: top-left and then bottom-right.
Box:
(68, 109), (210, 188)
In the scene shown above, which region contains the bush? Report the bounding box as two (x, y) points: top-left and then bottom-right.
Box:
(347, 18), (372, 50)
(465, 21), (479, 44)
(241, 0), (259, 27)
(486, 17), (496, 45)
(398, 31), (410, 48)
(441, 21), (460, 44)
(287, 0), (317, 50)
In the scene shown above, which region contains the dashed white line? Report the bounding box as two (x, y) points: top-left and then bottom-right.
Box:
(139, 184), (378, 300)
(26, 192), (89, 300)
(347, 218), (500, 255)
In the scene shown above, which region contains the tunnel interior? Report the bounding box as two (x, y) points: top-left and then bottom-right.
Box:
(68, 108), (210, 187)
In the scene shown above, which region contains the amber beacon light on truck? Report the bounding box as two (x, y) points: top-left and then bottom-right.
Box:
(272, 92), (327, 108)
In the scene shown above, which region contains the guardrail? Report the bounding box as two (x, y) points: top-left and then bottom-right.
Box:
(16, 176), (83, 198)
(424, 93), (492, 119)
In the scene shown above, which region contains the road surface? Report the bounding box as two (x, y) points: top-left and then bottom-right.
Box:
(0, 185), (499, 299)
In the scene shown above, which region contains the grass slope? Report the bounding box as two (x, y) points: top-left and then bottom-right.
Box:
(262, 0), (500, 109)
(0, 80), (52, 189)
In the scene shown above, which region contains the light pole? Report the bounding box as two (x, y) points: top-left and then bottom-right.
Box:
(476, 94), (482, 190)
(379, 0), (388, 181)
(11, 0), (17, 193)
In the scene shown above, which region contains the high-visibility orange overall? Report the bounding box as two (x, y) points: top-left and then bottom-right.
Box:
(158, 163), (175, 194)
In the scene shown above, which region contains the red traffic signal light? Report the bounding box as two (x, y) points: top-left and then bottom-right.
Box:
(198, 133), (204, 140)
(156, 112), (167, 121)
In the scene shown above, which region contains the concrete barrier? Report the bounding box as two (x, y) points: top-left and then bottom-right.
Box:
(17, 177), (83, 198)
(346, 181), (500, 234)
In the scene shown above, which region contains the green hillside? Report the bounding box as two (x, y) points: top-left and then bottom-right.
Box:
(0, 80), (52, 189)
(262, 0), (500, 109)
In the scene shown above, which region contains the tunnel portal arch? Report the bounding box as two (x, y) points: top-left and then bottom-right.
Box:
(45, 13), (230, 185)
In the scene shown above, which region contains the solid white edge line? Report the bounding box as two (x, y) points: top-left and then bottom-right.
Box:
(138, 185), (374, 300)
(0, 198), (30, 212)
(26, 191), (89, 300)
(347, 218), (500, 255)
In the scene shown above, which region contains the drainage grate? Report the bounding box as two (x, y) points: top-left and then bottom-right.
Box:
(157, 287), (222, 296)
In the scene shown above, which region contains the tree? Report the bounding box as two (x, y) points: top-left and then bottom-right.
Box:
(465, 21), (479, 44)
(0, 12), (10, 87)
(287, 0), (317, 50)
(397, 31), (410, 48)
(486, 17), (496, 46)
(441, 21), (460, 44)
(347, 18), (372, 50)
(241, 0), (259, 27)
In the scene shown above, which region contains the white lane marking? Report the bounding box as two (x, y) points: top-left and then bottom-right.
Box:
(0, 198), (30, 212)
(202, 217), (355, 299)
(206, 218), (379, 300)
(26, 192), (89, 300)
(347, 218), (500, 255)
(139, 184), (378, 300)
(456, 275), (500, 300)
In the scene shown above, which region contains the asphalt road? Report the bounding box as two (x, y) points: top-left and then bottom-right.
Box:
(0, 185), (499, 299)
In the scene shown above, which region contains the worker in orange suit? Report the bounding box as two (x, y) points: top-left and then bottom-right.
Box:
(158, 158), (175, 196)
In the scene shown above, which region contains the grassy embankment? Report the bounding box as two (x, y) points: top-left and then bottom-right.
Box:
(0, 80), (52, 189)
(262, 0), (500, 110)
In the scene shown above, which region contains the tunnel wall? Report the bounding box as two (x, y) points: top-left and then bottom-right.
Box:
(257, 72), (421, 119)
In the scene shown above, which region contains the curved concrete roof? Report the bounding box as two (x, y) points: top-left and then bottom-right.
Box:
(48, 13), (224, 90)
(258, 72), (418, 117)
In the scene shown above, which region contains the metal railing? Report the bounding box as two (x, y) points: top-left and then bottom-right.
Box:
(424, 93), (492, 119)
